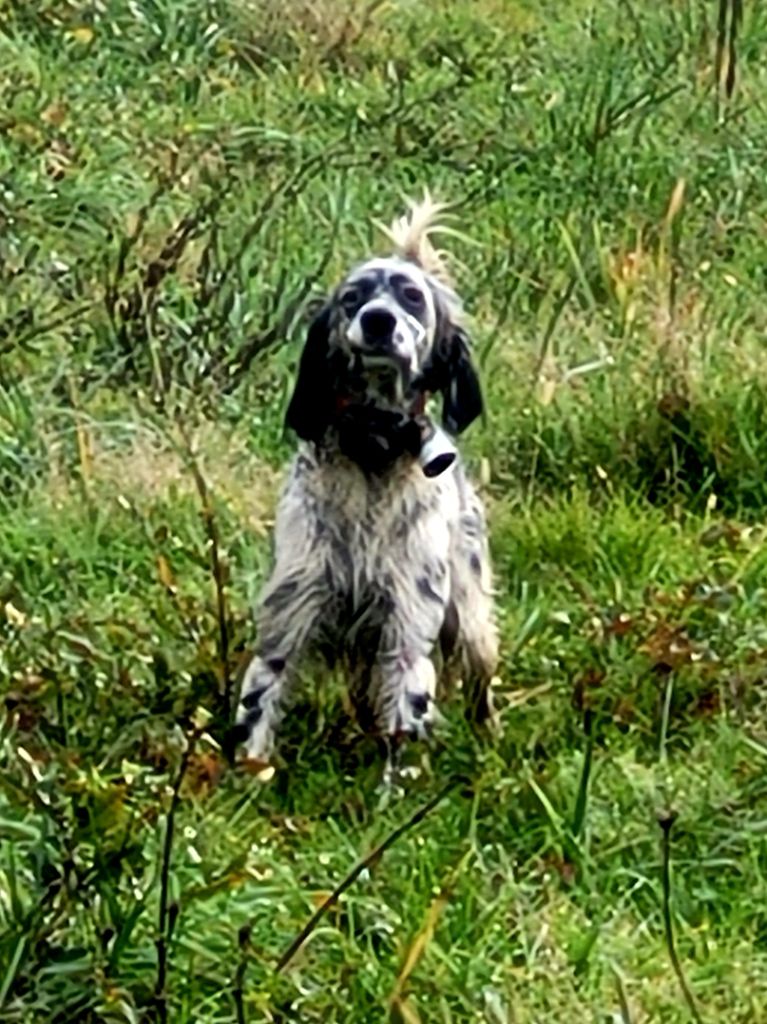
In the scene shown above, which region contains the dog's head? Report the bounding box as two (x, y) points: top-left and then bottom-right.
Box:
(285, 193), (483, 446)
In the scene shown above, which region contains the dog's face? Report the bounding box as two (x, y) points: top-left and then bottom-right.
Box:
(285, 255), (483, 448)
(335, 257), (437, 383)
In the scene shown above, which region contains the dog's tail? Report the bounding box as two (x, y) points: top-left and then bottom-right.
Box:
(377, 190), (458, 285)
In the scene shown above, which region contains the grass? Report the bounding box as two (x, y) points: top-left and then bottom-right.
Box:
(2, 0), (767, 1020)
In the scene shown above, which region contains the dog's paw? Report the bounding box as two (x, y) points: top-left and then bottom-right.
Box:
(228, 703), (277, 767)
(394, 689), (444, 742)
(242, 716), (276, 762)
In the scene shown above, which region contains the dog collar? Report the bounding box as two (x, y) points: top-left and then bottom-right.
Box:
(333, 390), (429, 418)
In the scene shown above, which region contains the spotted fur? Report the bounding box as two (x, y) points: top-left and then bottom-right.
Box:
(234, 196), (498, 763)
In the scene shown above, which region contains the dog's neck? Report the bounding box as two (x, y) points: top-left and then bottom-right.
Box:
(321, 388), (427, 476)
(333, 389), (426, 419)
(306, 356), (430, 476)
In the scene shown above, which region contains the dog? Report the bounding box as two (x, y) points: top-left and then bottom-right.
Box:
(233, 194), (498, 767)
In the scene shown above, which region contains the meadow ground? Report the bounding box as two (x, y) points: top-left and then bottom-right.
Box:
(2, 1), (767, 1021)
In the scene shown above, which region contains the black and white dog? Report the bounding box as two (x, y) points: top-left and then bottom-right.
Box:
(234, 195), (498, 765)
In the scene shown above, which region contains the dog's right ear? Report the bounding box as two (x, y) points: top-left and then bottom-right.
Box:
(284, 304), (334, 442)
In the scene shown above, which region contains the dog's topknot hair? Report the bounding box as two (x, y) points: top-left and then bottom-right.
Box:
(376, 190), (457, 286)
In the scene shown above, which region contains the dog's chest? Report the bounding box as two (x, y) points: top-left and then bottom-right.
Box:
(307, 457), (450, 585)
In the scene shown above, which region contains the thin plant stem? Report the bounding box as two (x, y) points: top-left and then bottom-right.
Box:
(154, 729), (200, 1022)
(275, 779), (459, 973)
(659, 813), (704, 1024)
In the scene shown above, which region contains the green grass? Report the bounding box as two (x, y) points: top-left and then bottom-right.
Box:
(3, 0), (767, 1020)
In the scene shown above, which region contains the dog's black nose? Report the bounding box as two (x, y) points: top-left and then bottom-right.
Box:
(360, 307), (396, 345)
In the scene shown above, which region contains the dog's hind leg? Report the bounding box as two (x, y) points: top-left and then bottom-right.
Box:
(450, 491), (499, 724)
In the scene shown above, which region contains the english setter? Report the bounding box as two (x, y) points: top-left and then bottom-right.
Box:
(233, 195), (498, 767)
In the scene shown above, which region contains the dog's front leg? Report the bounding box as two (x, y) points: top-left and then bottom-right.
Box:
(374, 554), (449, 746)
(234, 565), (329, 764)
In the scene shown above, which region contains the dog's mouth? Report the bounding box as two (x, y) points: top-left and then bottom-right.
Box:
(341, 351), (412, 404)
(346, 331), (410, 361)
(351, 347), (411, 373)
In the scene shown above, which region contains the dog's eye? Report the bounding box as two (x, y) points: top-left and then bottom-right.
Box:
(401, 285), (424, 308)
(341, 287), (359, 311)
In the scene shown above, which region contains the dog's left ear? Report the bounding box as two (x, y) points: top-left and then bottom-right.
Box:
(440, 324), (483, 434)
(425, 322), (484, 436)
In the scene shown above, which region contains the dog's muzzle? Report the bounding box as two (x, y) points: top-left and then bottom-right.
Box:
(348, 302), (424, 365)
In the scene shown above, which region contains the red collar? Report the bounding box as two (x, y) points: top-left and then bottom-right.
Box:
(334, 391), (428, 417)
